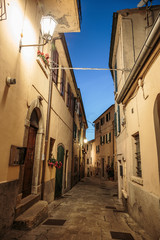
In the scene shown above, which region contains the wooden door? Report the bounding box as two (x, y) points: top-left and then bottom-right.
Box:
(55, 145), (64, 198)
(22, 127), (37, 198)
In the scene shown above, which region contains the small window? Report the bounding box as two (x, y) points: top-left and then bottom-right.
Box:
(52, 49), (59, 85)
(60, 69), (66, 99)
(101, 117), (104, 126)
(87, 158), (89, 164)
(96, 145), (100, 153)
(96, 122), (99, 130)
(106, 112), (111, 122)
(133, 133), (142, 178)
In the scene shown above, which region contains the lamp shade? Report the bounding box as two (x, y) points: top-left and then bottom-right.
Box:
(40, 15), (57, 41)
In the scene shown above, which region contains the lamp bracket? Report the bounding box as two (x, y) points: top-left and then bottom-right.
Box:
(19, 39), (48, 52)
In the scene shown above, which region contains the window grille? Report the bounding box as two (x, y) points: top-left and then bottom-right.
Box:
(134, 133), (142, 177)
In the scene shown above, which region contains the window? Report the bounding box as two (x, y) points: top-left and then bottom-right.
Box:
(60, 69), (66, 98)
(87, 158), (89, 164)
(96, 122), (99, 131)
(101, 117), (104, 126)
(78, 130), (81, 143)
(100, 135), (105, 145)
(106, 132), (111, 143)
(114, 112), (117, 136)
(96, 145), (100, 153)
(52, 49), (59, 85)
(106, 112), (110, 122)
(117, 105), (121, 133)
(73, 122), (77, 140)
(133, 133), (142, 178)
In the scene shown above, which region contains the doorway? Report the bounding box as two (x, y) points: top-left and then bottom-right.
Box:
(22, 126), (37, 198)
(55, 145), (64, 198)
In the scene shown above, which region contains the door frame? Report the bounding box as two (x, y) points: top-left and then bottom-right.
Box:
(18, 98), (44, 197)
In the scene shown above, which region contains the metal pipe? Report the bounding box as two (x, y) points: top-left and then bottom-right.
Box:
(41, 43), (53, 200)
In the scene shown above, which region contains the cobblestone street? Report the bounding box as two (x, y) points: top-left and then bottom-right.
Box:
(2, 177), (152, 240)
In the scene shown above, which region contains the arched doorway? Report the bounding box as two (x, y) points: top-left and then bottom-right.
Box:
(22, 109), (39, 198)
(55, 145), (64, 198)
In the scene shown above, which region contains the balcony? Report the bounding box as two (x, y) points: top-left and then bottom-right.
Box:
(43, 0), (82, 33)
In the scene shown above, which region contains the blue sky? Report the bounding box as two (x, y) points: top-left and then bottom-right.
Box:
(65, 0), (160, 140)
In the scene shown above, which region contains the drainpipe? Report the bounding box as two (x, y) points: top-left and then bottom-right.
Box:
(41, 44), (54, 200)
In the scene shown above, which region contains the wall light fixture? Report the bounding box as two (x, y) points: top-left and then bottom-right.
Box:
(19, 15), (57, 52)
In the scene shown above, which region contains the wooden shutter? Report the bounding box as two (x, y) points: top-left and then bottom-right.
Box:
(117, 105), (121, 133)
(114, 61), (118, 92)
(52, 49), (59, 85)
(61, 69), (66, 98)
(114, 112), (117, 136)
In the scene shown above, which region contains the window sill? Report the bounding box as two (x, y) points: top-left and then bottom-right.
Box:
(131, 176), (143, 186)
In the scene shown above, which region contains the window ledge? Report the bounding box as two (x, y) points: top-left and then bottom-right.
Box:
(131, 176), (143, 186)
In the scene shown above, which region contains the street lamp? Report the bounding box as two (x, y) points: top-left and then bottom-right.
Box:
(40, 15), (57, 41)
(19, 15), (57, 52)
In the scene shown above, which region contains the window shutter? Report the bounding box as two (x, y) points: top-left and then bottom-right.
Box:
(100, 136), (102, 145)
(117, 105), (121, 133)
(109, 132), (111, 142)
(52, 49), (59, 85)
(114, 112), (117, 136)
(115, 61), (118, 92)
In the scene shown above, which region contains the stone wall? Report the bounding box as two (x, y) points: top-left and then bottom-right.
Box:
(0, 180), (19, 237)
(128, 181), (160, 239)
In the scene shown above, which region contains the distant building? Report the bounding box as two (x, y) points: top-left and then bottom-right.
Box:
(109, 5), (160, 239)
(85, 140), (95, 177)
(93, 105), (117, 180)
(72, 89), (88, 186)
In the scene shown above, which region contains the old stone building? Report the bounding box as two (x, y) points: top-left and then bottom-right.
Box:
(0, 0), (87, 236)
(109, 5), (160, 239)
(93, 105), (116, 180)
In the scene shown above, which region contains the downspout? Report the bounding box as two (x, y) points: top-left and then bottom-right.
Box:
(41, 43), (53, 200)
(117, 13), (160, 104)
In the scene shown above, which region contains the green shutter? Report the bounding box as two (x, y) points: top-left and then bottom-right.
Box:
(114, 112), (117, 136)
(117, 105), (121, 133)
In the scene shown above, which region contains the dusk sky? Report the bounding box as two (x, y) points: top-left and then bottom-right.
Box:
(65, 0), (160, 141)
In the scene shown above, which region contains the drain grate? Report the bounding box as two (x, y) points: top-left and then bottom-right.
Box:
(105, 206), (116, 210)
(110, 231), (134, 240)
(43, 219), (66, 226)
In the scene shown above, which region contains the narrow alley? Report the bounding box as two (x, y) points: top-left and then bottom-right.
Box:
(2, 177), (152, 240)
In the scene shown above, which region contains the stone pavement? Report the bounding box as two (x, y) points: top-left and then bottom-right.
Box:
(2, 177), (153, 240)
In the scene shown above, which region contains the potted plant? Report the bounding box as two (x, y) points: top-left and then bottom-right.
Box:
(48, 156), (62, 169)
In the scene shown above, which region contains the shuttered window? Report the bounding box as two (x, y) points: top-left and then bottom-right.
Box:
(60, 69), (66, 99)
(52, 49), (59, 85)
(114, 61), (118, 92)
(114, 112), (117, 136)
(117, 104), (121, 133)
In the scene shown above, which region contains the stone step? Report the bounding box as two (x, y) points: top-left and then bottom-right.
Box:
(15, 194), (41, 218)
(13, 200), (48, 230)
